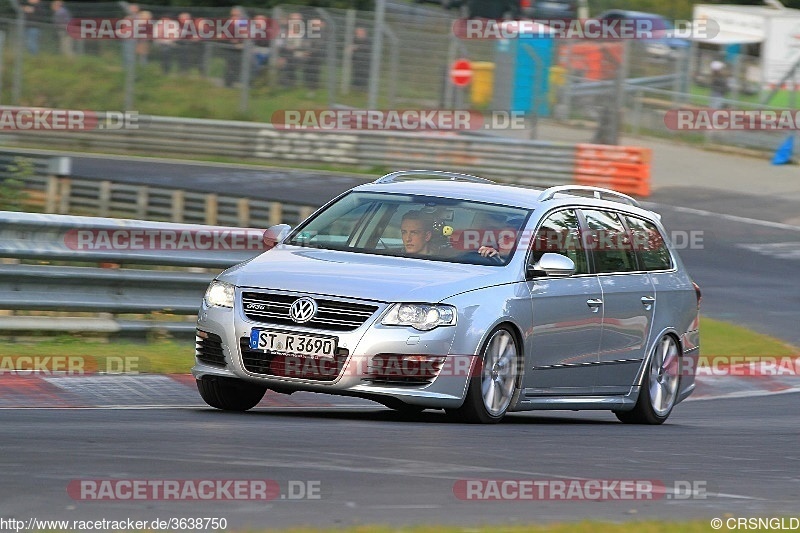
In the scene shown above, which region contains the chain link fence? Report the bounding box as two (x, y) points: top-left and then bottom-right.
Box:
(0, 1), (794, 152)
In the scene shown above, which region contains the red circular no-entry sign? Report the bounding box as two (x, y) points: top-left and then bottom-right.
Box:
(450, 59), (472, 87)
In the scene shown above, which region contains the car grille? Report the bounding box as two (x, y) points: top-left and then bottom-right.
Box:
(241, 291), (378, 331)
(196, 330), (225, 367)
(240, 337), (349, 381)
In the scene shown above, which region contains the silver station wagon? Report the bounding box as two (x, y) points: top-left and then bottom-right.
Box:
(193, 170), (701, 424)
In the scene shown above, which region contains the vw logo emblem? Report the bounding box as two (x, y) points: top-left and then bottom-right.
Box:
(289, 297), (318, 323)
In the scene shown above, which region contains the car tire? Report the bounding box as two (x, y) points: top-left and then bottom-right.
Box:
(196, 376), (267, 411)
(448, 326), (520, 424)
(614, 335), (681, 425)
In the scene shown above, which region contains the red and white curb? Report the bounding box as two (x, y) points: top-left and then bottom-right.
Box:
(1, 364), (798, 409)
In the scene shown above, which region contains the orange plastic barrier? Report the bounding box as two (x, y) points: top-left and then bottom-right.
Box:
(573, 144), (652, 197)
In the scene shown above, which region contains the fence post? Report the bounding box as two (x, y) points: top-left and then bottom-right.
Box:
(136, 186), (148, 219)
(367, 0), (386, 109)
(237, 198), (250, 227)
(0, 31), (5, 103)
(239, 38), (252, 112)
(340, 9), (356, 95)
(13, 4), (24, 104)
(98, 180), (112, 217)
(172, 190), (185, 222)
(45, 175), (58, 213)
(205, 194), (218, 225)
(269, 201), (283, 226)
(57, 178), (71, 214)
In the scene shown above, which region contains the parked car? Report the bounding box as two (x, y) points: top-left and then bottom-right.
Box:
(194, 170), (701, 424)
(596, 9), (691, 59)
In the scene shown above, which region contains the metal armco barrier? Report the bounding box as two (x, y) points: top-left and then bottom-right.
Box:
(0, 212), (266, 336)
(574, 144), (652, 197)
(0, 113), (652, 196)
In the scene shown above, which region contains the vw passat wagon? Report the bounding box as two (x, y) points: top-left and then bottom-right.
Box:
(194, 171), (700, 424)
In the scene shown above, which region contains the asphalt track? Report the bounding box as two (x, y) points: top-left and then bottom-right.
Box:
(1, 393), (799, 528)
(2, 160), (799, 529)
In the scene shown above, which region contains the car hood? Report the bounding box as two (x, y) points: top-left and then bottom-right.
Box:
(218, 245), (513, 303)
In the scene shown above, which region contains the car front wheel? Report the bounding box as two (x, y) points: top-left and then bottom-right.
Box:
(448, 326), (519, 423)
(615, 335), (680, 424)
(197, 376), (267, 411)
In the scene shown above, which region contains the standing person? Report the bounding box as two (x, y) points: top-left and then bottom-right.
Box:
(303, 18), (325, 93)
(174, 12), (199, 74)
(23, 0), (45, 55)
(134, 10), (153, 66)
(351, 27), (370, 92)
(710, 60), (729, 109)
(280, 12), (308, 88)
(153, 16), (177, 75)
(51, 0), (73, 57)
(222, 7), (247, 88)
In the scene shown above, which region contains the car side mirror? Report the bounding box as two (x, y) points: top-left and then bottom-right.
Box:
(528, 253), (576, 278)
(263, 224), (291, 249)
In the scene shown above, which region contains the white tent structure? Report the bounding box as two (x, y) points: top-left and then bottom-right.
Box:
(693, 4), (800, 89)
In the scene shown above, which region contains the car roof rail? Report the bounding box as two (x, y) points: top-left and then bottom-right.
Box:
(537, 185), (641, 207)
(373, 170), (495, 185)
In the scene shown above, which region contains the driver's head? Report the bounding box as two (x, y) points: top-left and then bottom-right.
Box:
(400, 211), (433, 255)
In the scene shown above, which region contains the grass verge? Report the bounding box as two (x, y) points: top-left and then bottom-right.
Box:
(0, 317), (795, 375)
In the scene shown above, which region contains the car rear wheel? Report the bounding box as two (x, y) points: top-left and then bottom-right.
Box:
(615, 335), (680, 424)
(448, 327), (519, 424)
(197, 376), (267, 411)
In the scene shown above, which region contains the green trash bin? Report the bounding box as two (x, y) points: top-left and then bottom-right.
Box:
(470, 61), (495, 107)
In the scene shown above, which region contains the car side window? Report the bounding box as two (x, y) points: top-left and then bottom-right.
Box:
(581, 209), (637, 274)
(624, 215), (673, 271)
(529, 209), (589, 275)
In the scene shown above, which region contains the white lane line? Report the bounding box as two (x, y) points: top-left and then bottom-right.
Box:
(642, 203), (800, 232)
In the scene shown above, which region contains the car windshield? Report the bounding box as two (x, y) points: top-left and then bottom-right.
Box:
(286, 191), (531, 266)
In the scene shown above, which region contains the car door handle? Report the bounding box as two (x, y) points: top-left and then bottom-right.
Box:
(641, 296), (655, 310)
(586, 298), (603, 312)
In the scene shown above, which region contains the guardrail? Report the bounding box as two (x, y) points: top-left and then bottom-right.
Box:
(0, 211), (265, 337)
(0, 151), (318, 226)
(0, 113), (652, 196)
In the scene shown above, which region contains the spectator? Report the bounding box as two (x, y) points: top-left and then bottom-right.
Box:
(23, 0), (45, 55)
(351, 27), (370, 92)
(134, 10), (153, 66)
(222, 7), (248, 87)
(121, 3), (139, 67)
(51, 0), (72, 57)
(279, 12), (308, 88)
(251, 14), (271, 80)
(710, 60), (729, 109)
(303, 18), (326, 93)
(153, 16), (177, 74)
(175, 12), (199, 74)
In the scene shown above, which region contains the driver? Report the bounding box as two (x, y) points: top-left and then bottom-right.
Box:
(400, 210), (434, 255)
(477, 225), (518, 260)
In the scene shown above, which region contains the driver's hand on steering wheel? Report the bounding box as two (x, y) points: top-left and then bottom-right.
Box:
(478, 246), (499, 257)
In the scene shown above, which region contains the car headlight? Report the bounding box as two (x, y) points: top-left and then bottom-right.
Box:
(204, 280), (235, 308)
(381, 303), (457, 331)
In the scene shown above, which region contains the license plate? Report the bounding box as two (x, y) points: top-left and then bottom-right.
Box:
(249, 329), (337, 359)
